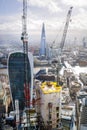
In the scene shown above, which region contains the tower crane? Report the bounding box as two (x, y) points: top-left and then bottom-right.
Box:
(50, 7), (73, 60)
(59, 6), (73, 68)
(60, 6), (73, 52)
(21, 0), (31, 129)
(21, 0), (28, 55)
(21, 0), (30, 107)
(51, 7), (73, 85)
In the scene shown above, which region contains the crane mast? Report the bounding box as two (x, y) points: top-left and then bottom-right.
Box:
(21, 0), (30, 107)
(51, 7), (73, 85)
(50, 7), (73, 59)
(21, 0), (28, 55)
(60, 6), (73, 51)
(21, 1), (31, 129)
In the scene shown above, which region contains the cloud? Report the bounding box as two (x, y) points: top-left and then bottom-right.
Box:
(69, 8), (87, 30)
(0, 0), (87, 44)
(0, 14), (22, 35)
(48, 1), (62, 13)
(62, 0), (87, 7)
(18, 0), (62, 14)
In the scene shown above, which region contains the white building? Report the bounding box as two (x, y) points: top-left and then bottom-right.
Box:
(38, 81), (62, 129)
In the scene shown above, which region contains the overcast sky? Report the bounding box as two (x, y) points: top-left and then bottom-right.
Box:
(0, 0), (87, 46)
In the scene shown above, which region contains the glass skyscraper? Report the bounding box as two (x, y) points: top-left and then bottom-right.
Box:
(40, 23), (46, 57)
(8, 52), (33, 111)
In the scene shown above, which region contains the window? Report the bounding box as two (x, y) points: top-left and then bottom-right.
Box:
(56, 107), (59, 111)
(57, 119), (59, 123)
(57, 113), (59, 118)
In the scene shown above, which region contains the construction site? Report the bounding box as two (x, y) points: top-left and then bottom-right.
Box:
(0, 0), (87, 130)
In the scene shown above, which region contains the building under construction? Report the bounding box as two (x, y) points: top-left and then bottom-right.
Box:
(35, 81), (62, 129)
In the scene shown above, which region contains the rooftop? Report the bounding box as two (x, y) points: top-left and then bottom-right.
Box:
(40, 81), (62, 94)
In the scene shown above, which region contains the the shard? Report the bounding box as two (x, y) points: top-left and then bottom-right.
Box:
(40, 23), (46, 57)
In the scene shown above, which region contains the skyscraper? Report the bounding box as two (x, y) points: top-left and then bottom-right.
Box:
(40, 23), (46, 58)
(8, 52), (33, 111)
(83, 37), (87, 48)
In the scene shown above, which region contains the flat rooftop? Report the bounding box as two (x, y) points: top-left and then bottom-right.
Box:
(40, 81), (62, 94)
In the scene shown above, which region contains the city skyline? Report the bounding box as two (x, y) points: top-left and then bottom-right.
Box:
(0, 0), (87, 46)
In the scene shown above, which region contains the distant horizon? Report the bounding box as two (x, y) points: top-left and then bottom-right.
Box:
(0, 28), (86, 47)
(0, 0), (87, 47)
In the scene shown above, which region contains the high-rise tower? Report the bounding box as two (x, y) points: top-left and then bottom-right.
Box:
(40, 23), (46, 58)
(83, 37), (87, 48)
(8, 52), (32, 111)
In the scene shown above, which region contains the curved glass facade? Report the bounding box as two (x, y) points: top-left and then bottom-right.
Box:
(8, 52), (31, 110)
